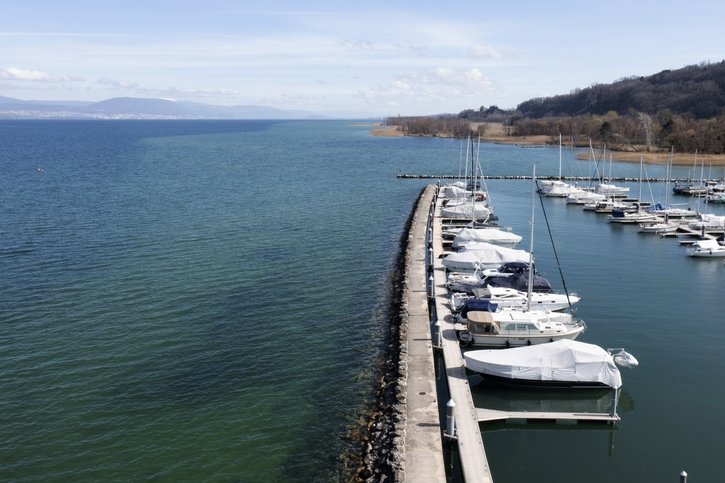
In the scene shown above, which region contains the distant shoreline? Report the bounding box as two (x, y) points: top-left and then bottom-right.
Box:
(369, 122), (725, 166)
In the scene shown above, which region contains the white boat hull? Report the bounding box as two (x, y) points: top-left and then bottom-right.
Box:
(463, 339), (623, 389)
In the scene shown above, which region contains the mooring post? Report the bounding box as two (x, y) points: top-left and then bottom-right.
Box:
(610, 387), (620, 419)
(435, 320), (442, 349)
(428, 274), (435, 298)
(445, 399), (456, 440)
(680, 470), (687, 483)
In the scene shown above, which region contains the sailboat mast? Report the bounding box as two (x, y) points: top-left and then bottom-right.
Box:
(558, 133), (562, 180)
(527, 164), (536, 312)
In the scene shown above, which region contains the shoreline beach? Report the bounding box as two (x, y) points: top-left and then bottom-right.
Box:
(369, 122), (725, 166)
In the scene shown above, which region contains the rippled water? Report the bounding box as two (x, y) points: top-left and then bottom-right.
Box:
(1, 120), (724, 482)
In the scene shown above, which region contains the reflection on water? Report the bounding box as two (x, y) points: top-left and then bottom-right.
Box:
(470, 374), (629, 415)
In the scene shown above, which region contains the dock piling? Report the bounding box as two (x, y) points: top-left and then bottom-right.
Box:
(680, 470), (688, 483)
(445, 399), (457, 440)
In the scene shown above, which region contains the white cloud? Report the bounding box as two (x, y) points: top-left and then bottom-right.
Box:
(359, 66), (497, 114)
(97, 77), (140, 90)
(470, 44), (502, 59)
(0, 67), (84, 82)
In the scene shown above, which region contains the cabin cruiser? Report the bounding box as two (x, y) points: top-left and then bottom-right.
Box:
(686, 238), (725, 257)
(457, 309), (586, 348)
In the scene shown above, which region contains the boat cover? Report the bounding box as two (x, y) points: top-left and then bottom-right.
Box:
(452, 228), (523, 247)
(486, 270), (552, 293)
(442, 244), (529, 271)
(460, 299), (499, 318)
(440, 203), (490, 220)
(464, 339), (622, 388)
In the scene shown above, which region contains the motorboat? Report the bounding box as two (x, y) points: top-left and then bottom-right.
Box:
(687, 213), (725, 231)
(595, 182), (630, 197)
(440, 201), (491, 221)
(463, 339), (637, 389)
(457, 309), (586, 348)
(485, 269), (553, 293)
(566, 190), (605, 205)
(452, 227), (523, 248)
(469, 286), (580, 312)
(447, 261), (541, 293)
(607, 208), (658, 224)
(647, 203), (699, 219)
(542, 180), (583, 198)
(637, 218), (681, 234)
(450, 287), (579, 313)
(442, 243), (530, 272)
(686, 238), (725, 257)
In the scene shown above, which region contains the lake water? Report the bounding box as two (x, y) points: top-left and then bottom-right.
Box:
(1, 120), (723, 482)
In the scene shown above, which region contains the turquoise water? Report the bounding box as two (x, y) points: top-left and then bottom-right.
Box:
(1, 120), (724, 482)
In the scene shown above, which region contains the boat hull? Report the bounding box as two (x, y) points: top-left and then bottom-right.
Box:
(469, 372), (612, 389)
(459, 330), (584, 348)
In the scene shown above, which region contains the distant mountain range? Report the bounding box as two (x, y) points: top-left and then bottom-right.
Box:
(0, 96), (345, 120)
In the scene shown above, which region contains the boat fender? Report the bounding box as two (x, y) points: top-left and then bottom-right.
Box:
(527, 339), (532, 346)
(549, 338), (554, 343)
(505, 340), (511, 348)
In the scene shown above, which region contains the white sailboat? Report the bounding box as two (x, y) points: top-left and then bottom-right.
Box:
(441, 136), (492, 221)
(541, 134), (583, 198)
(639, 150), (682, 234)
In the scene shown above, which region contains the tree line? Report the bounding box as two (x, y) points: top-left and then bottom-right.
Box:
(385, 116), (485, 138)
(385, 61), (725, 154)
(512, 110), (725, 154)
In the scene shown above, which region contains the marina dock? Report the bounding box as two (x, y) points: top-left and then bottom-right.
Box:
(399, 181), (631, 482)
(430, 188), (493, 483)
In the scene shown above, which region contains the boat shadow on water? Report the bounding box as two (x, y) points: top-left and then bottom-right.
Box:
(468, 374), (636, 427)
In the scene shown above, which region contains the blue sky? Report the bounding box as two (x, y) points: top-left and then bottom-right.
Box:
(2, 0), (724, 116)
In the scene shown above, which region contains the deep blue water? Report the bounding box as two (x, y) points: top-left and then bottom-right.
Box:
(1, 120), (724, 482)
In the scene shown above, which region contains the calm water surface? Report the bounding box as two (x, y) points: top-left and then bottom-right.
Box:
(1, 120), (723, 482)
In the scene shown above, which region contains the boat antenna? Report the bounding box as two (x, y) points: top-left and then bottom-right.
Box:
(535, 170), (575, 312)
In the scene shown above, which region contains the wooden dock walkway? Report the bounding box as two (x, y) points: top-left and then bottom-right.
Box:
(476, 408), (619, 424)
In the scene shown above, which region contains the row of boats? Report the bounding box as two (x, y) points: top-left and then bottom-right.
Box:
(539, 180), (725, 258)
(437, 141), (637, 390)
(537, 140), (725, 257)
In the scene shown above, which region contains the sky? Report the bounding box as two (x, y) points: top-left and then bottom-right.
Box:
(2, 0), (725, 117)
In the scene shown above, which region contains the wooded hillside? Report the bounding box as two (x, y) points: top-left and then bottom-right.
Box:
(517, 61), (725, 119)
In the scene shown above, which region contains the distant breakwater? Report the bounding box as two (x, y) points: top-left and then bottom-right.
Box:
(396, 174), (708, 182)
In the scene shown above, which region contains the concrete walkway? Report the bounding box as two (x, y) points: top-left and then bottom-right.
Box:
(402, 184), (446, 482)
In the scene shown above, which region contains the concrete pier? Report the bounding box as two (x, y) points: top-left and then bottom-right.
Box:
(399, 183), (492, 482)
(400, 184), (446, 481)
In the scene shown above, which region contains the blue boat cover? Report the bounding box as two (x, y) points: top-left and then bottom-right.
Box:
(460, 299), (499, 318)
